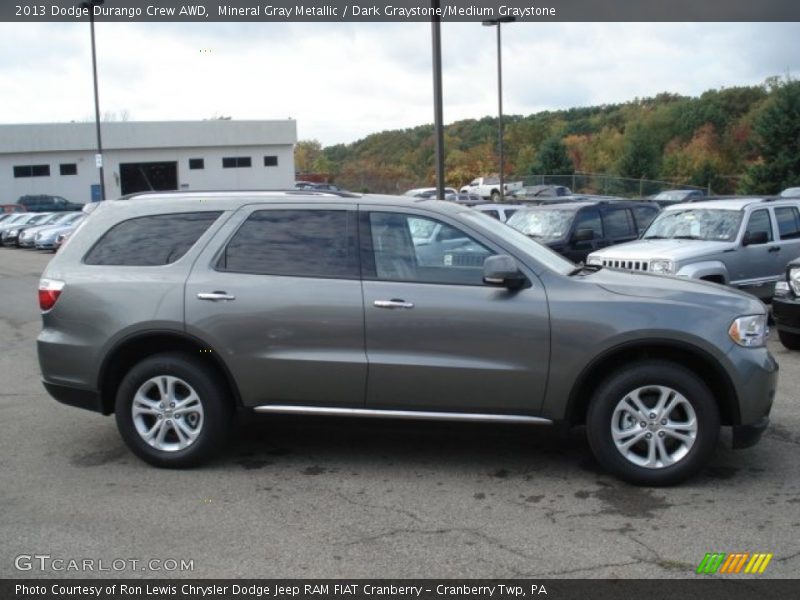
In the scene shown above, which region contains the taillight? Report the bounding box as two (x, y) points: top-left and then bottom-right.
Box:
(39, 279), (65, 312)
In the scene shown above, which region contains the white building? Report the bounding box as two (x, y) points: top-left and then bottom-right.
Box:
(0, 120), (297, 203)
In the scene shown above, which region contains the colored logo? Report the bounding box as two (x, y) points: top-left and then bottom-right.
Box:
(696, 552), (773, 574)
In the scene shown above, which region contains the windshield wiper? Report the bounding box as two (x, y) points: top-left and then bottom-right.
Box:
(643, 235), (666, 239)
(673, 235), (702, 240)
(568, 263), (603, 276)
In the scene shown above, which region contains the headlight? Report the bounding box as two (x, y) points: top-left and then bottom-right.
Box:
(775, 281), (790, 297)
(729, 315), (768, 348)
(649, 259), (674, 274)
(587, 256), (602, 266)
(7, 229), (18, 236)
(790, 266), (800, 296)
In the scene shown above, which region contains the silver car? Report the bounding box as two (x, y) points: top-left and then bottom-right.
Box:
(37, 191), (777, 485)
(588, 198), (800, 300)
(33, 213), (86, 250)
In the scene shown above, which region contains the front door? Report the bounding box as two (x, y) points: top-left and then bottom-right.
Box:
(361, 208), (550, 415)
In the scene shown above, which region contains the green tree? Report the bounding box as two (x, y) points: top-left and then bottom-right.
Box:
(532, 136), (574, 175)
(617, 124), (661, 180)
(741, 79), (800, 193)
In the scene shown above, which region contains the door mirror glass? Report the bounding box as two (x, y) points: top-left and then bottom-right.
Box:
(573, 228), (595, 242)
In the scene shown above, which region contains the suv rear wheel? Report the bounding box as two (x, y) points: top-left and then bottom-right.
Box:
(115, 353), (232, 468)
(586, 361), (719, 486)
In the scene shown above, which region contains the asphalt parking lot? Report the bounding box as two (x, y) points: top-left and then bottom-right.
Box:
(1, 249), (798, 579)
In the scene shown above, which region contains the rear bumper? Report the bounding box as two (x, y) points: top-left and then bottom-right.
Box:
(42, 380), (105, 414)
(732, 417), (769, 449)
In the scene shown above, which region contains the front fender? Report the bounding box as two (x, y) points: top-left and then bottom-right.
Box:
(676, 260), (728, 283)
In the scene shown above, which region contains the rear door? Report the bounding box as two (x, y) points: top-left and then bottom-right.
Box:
(185, 204), (367, 408)
(773, 205), (800, 270)
(361, 207), (550, 415)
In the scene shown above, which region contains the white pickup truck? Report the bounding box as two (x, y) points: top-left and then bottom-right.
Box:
(460, 176), (523, 201)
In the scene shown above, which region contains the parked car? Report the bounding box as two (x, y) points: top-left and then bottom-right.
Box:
(587, 198), (800, 301)
(37, 190), (776, 485)
(510, 185), (573, 200)
(0, 213), (19, 224)
(294, 181), (342, 192)
(0, 212), (54, 246)
(34, 215), (86, 251)
(650, 190), (706, 206)
(507, 201), (660, 264)
(779, 187), (800, 198)
(1, 204), (26, 213)
(473, 203), (526, 223)
(443, 192), (484, 206)
(18, 212), (82, 248)
(460, 177), (523, 201)
(17, 195), (83, 212)
(772, 256), (800, 350)
(404, 187), (458, 199)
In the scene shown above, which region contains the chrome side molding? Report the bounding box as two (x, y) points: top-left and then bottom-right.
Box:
(253, 405), (553, 425)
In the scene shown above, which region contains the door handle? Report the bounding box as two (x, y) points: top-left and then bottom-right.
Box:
(374, 299), (415, 309)
(768, 246), (781, 253)
(197, 291), (236, 301)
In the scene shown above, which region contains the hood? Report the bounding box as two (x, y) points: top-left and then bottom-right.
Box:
(589, 239), (735, 261)
(581, 266), (764, 313)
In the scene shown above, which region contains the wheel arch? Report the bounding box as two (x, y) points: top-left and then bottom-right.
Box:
(97, 330), (242, 415)
(564, 340), (740, 427)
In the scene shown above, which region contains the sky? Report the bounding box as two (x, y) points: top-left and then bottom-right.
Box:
(0, 22), (799, 146)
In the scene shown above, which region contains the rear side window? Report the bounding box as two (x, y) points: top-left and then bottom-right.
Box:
(217, 210), (358, 279)
(775, 206), (800, 240)
(84, 212), (221, 266)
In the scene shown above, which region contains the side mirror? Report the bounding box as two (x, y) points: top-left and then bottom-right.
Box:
(483, 255), (527, 289)
(573, 228), (595, 242)
(743, 231), (769, 246)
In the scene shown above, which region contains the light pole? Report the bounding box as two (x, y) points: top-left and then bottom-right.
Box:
(482, 16), (515, 203)
(430, 1), (445, 200)
(82, 0), (106, 201)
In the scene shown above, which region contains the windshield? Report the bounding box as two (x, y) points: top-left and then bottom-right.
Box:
(654, 191), (693, 201)
(460, 210), (575, 275)
(643, 209), (743, 242)
(506, 209), (576, 240)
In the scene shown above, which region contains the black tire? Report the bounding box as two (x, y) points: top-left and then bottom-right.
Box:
(778, 329), (800, 351)
(490, 190), (501, 202)
(115, 353), (232, 468)
(586, 361), (720, 486)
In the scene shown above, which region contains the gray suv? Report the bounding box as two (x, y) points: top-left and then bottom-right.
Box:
(587, 198), (800, 300)
(37, 192), (778, 485)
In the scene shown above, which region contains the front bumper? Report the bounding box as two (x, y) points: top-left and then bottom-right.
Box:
(732, 417), (769, 449)
(725, 345), (777, 442)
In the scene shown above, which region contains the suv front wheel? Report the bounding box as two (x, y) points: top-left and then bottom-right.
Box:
(115, 353), (232, 468)
(586, 361), (720, 486)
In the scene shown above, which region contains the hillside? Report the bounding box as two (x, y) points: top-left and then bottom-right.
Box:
(295, 77), (800, 196)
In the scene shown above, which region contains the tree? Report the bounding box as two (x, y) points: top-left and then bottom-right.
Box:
(532, 136), (574, 175)
(294, 140), (323, 175)
(616, 123), (660, 180)
(741, 79), (800, 193)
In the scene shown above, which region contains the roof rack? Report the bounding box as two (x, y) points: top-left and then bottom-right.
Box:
(119, 189), (363, 200)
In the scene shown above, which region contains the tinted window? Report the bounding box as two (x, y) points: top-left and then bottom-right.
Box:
(573, 209), (603, 239)
(775, 206), (800, 240)
(189, 158), (204, 170)
(632, 206), (659, 234)
(219, 210), (358, 278)
(603, 208), (636, 238)
(59, 163), (77, 176)
(483, 210), (500, 220)
(745, 209), (773, 242)
(84, 212), (221, 266)
(263, 156), (278, 167)
(13, 165), (50, 178)
(222, 157), (251, 168)
(367, 213), (493, 285)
